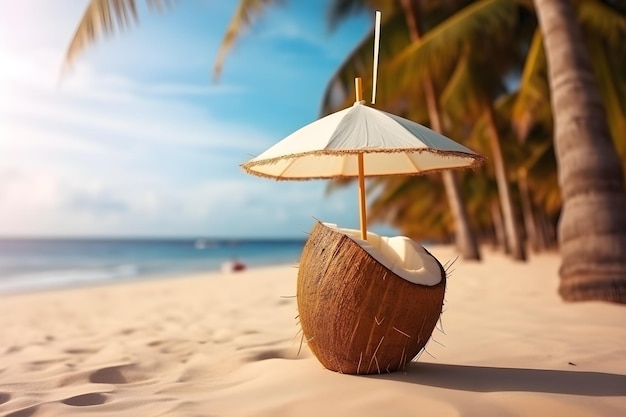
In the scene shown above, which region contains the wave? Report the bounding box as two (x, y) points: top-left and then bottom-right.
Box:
(0, 238), (306, 294)
(0, 264), (139, 294)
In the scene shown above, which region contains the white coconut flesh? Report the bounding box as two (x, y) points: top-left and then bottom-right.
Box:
(323, 223), (442, 286)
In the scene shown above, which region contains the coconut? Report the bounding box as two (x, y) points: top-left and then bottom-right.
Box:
(297, 221), (446, 374)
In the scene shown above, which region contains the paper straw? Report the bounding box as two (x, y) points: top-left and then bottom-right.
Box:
(372, 10), (381, 104)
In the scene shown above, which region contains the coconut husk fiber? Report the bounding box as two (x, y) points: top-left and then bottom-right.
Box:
(297, 222), (446, 375)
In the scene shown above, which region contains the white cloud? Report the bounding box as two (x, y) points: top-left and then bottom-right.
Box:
(0, 162), (348, 237)
(0, 0), (378, 238)
(0, 2), (268, 236)
(2, 56), (263, 150)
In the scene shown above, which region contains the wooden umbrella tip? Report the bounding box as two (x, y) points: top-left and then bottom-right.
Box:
(355, 77), (363, 102)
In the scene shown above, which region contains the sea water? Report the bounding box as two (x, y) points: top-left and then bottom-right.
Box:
(0, 238), (305, 294)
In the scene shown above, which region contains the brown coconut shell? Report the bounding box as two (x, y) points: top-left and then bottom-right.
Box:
(297, 222), (446, 374)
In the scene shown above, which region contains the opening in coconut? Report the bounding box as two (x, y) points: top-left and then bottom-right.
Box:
(323, 223), (442, 286)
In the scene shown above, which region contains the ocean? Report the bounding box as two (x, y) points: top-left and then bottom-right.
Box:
(0, 237), (306, 294)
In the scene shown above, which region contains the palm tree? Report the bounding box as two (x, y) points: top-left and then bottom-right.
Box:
(389, 0), (626, 297)
(533, 0), (626, 303)
(322, 0), (482, 259)
(513, 3), (626, 175)
(386, 1), (529, 260)
(485, 100), (527, 261)
(510, 2), (626, 254)
(399, 0), (481, 260)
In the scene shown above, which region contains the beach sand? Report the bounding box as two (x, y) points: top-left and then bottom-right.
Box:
(1, 245), (625, 417)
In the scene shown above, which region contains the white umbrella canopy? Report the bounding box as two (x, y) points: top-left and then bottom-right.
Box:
(242, 100), (483, 180)
(242, 78), (484, 240)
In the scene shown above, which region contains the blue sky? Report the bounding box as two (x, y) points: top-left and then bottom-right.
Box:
(1, 1), (398, 238)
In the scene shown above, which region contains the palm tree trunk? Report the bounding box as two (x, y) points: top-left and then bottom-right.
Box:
(534, 0), (626, 303)
(537, 209), (555, 249)
(401, 0), (481, 261)
(533, 206), (548, 251)
(485, 104), (527, 261)
(490, 199), (507, 252)
(442, 171), (481, 260)
(518, 168), (542, 252)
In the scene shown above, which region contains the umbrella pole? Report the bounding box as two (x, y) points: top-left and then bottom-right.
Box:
(358, 153), (367, 240)
(354, 77), (368, 240)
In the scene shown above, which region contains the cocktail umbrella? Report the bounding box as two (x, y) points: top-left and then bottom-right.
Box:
(241, 79), (483, 374)
(241, 12), (484, 375)
(242, 78), (484, 240)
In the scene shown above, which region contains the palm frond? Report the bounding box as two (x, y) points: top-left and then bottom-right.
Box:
(369, 176), (451, 240)
(327, 0), (365, 29)
(587, 37), (626, 165)
(490, 94), (536, 173)
(369, 177), (421, 216)
(463, 110), (491, 158)
(324, 177), (354, 195)
(320, 11), (411, 115)
(63, 0), (169, 71)
(440, 54), (486, 122)
(520, 140), (552, 172)
(389, 0), (518, 81)
(523, 144), (560, 214)
(213, 0), (283, 81)
(576, 0), (626, 45)
(326, 0), (397, 31)
(511, 28), (549, 141)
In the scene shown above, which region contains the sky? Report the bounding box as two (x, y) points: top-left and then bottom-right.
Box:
(0, 0), (399, 238)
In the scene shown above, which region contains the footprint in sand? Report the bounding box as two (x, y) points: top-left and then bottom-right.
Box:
(0, 392), (11, 404)
(62, 393), (108, 406)
(27, 358), (68, 372)
(5, 405), (39, 417)
(249, 348), (304, 362)
(64, 348), (99, 355)
(276, 298), (294, 306)
(5, 345), (23, 354)
(89, 365), (131, 384)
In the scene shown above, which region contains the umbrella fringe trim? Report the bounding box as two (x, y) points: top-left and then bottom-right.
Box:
(241, 148), (485, 180)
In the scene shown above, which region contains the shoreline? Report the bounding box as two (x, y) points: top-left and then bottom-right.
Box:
(1, 246), (625, 416)
(0, 255), (303, 296)
(0, 236), (305, 295)
(0, 260), (301, 297)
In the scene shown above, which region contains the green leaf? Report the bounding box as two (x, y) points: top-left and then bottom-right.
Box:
(575, 0), (626, 45)
(213, 0), (284, 81)
(320, 11), (411, 115)
(587, 37), (626, 165)
(63, 0), (170, 72)
(511, 28), (549, 141)
(389, 0), (518, 81)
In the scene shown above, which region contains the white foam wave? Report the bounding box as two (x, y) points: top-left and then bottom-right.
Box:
(0, 264), (139, 294)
